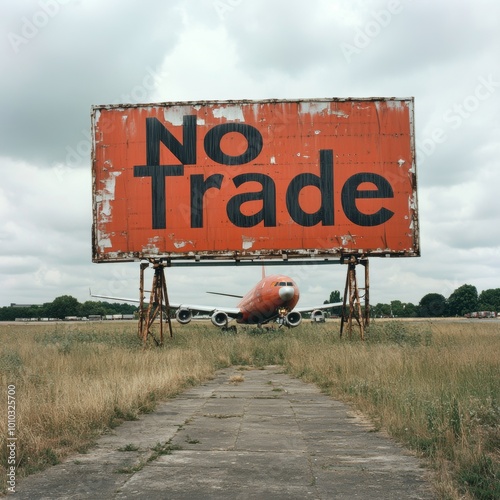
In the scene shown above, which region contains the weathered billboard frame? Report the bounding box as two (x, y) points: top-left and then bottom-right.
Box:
(92, 97), (419, 264)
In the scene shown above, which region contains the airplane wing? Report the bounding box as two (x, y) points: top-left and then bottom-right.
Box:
(293, 301), (344, 313)
(90, 292), (141, 303)
(89, 292), (241, 317)
(172, 304), (241, 317)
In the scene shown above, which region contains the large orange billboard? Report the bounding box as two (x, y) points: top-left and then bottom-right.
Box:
(92, 98), (419, 262)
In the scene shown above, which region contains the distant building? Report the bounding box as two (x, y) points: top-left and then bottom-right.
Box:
(10, 303), (42, 308)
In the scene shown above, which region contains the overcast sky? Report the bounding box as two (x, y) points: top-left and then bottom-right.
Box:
(1, 0), (499, 310)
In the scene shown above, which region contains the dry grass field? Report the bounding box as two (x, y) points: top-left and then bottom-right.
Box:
(1, 319), (499, 499)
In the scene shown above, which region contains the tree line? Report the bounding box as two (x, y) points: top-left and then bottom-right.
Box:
(2, 283), (498, 322)
(326, 284), (500, 318)
(0, 295), (137, 321)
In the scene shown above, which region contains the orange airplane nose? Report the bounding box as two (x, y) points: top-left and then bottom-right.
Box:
(279, 286), (295, 301)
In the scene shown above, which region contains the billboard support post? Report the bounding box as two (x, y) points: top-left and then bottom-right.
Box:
(138, 261), (173, 346)
(340, 256), (368, 340)
(138, 262), (147, 342)
(363, 258), (370, 328)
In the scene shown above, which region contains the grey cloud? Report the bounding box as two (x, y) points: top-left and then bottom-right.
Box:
(1, 0), (184, 166)
(1, 0), (499, 308)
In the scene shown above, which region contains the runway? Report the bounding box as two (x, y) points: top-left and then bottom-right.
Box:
(16, 366), (434, 499)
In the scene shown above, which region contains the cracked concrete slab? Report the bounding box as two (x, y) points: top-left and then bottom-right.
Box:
(15, 366), (435, 499)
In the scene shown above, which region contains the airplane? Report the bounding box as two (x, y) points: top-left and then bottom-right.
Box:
(91, 269), (343, 329)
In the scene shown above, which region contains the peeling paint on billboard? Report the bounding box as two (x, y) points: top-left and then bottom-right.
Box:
(92, 98), (419, 262)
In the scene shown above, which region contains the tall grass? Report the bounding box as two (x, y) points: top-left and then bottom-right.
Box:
(284, 321), (500, 500)
(0, 320), (498, 499)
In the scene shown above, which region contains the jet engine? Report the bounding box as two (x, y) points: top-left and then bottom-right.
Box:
(311, 309), (325, 323)
(211, 310), (229, 327)
(176, 307), (192, 325)
(285, 311), (302, 327)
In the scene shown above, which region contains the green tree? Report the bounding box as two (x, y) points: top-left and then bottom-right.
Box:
(373, 303), (391, 317)
(478, 288), (500, 312)
(389, 300), (417, 317)
(80, 300), (108, 317)
(0, 306), (18, 321)
(45, 295), (80, 319)
(324, 290), (342, 315)
(94, 301), (138, 315)
(419, 293), (447, 317)
(402, 302), (418, 317)
(447, 284), (478, 316)
(390, 300), (405, 317)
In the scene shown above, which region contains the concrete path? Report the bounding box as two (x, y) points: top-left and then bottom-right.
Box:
(16, 366), (435, 499)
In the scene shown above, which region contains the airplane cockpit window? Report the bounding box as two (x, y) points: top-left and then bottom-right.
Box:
(274, 281), (295, 287)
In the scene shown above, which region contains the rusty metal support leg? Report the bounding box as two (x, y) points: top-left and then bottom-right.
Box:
(161, 267), (174, 339)
(137, 260), (173, 347)
(340, 268), (349, 338)
(138, 262), (148, 341)
(141, 267), (158, 345)
(340, 256), (366, 340)
(154, 265), (163, 346)
(362, 259), (370, 327)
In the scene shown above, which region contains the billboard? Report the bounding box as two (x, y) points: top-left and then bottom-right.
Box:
(92, 98), (419, 263)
